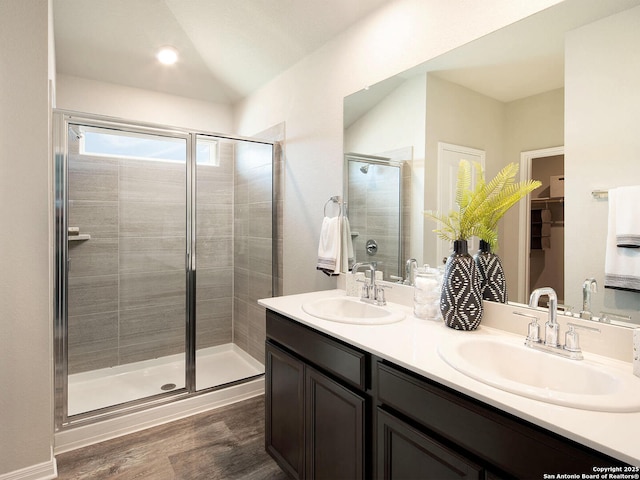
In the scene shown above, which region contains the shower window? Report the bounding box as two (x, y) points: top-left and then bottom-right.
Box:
(196, 138), (219, 166)
(79, 126), (187, 162)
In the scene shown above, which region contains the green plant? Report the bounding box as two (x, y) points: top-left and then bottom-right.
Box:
(479, 163), (541, 250)
(425, 160), (541, 250)
(424, 160), (495, 243)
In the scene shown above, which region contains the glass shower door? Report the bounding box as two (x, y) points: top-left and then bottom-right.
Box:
(65, 122), (188, 416)
(194, 135), (272, 391)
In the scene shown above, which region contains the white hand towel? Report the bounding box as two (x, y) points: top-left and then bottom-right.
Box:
(605, 188), (640, 291)
(614, 185), (640, 247)
(317, 216), (341, 275)
(341, 216), (354, 272)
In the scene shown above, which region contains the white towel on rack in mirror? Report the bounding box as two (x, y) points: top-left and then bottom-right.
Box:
(341, 216), (354, 271)
(605, 188), (640, 291)
(317, 216), (341, 275)
(614, 186), (640, 247)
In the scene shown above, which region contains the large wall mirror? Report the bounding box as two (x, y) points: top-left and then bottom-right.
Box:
(343, 0), (640, 325)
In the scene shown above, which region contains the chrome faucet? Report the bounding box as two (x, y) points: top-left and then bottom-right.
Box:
(352, 262), (386, 305)
(524, 287), (585, 360)
(580, 278), (598, 320)
(404, 258), (418, 286)
(529, 287), (559, 347)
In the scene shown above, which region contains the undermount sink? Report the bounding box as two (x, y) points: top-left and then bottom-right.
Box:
(301, 296), (405, 325)
(438, 335), (640, 412)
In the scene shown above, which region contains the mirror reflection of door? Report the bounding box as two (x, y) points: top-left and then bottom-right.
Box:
(521, 148), (565, 306)
(436, 143), (485, 265)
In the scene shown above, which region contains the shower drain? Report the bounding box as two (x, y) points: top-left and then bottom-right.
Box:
(161, 383), (177, 391)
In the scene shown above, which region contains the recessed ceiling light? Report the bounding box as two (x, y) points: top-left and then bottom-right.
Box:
(156, 46), (178, 65)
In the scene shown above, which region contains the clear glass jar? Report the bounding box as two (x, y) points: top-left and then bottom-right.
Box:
(413, 265), (442, 320)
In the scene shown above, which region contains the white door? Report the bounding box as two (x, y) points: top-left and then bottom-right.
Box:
(436, 143), (486, 265)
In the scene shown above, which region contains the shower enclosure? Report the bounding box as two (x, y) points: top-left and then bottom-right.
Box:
(344, 153), (405, 281)
(53, 111), (277, 429)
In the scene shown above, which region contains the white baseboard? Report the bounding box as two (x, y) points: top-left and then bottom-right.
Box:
(0, 448), (57, 480)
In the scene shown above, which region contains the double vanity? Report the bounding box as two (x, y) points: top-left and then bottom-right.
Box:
(260, 288), (640, 478)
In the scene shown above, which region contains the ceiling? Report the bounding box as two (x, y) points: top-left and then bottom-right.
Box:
(54, 0), (640, 112)
(53, 0), (391, 104)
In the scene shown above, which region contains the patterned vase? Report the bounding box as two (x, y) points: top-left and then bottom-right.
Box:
(474, 240), (508, 303)
(440, 240), (483, 330)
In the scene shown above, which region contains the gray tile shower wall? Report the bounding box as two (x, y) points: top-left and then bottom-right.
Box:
(66, 129), (281, 374)
(348, 162), (407, 279)
(233, 140), (274, 363)
(68, 151), (120, 373)
(196, 142), (234, 352)
(67, 145), (235, 374)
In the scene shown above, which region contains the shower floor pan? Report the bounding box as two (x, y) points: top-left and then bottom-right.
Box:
(67, 343), (264, 417)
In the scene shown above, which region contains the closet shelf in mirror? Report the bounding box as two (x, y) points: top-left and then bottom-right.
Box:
(531, 197), (564, 203)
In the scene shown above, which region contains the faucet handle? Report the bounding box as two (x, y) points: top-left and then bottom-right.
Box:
(564, 325), (581, 353)
(375, 285), (386, 304)
(528, 318), (540, 343)
(513, 311), (541, 343)
(564, 322), (600, 353)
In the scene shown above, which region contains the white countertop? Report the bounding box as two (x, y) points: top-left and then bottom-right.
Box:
(259, 289), (640, 466)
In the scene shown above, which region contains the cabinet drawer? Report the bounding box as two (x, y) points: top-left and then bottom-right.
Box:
(376, 361), (623, 477)
(266, 309), (368, 390)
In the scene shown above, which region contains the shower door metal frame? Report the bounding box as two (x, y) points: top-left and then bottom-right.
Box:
(53, 110), (277, 431)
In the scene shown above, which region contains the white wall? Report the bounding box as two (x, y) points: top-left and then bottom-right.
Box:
(424, 74), (505, 267)
(565, 5), (640, 318)
(503, 88), (564, 301)
(0, 0), (55, 476)
(234, 0), (564, 295)
(56, 74), (233, 133)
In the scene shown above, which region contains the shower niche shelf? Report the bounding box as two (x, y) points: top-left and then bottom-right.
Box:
(68, 234), (91, 241)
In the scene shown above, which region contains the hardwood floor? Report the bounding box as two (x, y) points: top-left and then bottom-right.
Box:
(55, 395), (288, 480)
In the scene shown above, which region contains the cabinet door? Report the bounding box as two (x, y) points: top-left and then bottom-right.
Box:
(266, 342), (305, 480)
(306, 367), (365, 480)
(377, 408), (484, 480)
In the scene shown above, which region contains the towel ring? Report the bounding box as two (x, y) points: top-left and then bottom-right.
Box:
(324, 196), (342, 217)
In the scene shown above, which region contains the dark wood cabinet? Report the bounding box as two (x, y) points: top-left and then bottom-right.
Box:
(265, 342), (305, 479)
(265, 309), (627, 480)
(377, 408), (484, 479)
(375, 360), (625, 478)
(305, 367), (365, 479)
(265, 310), (368, 479)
